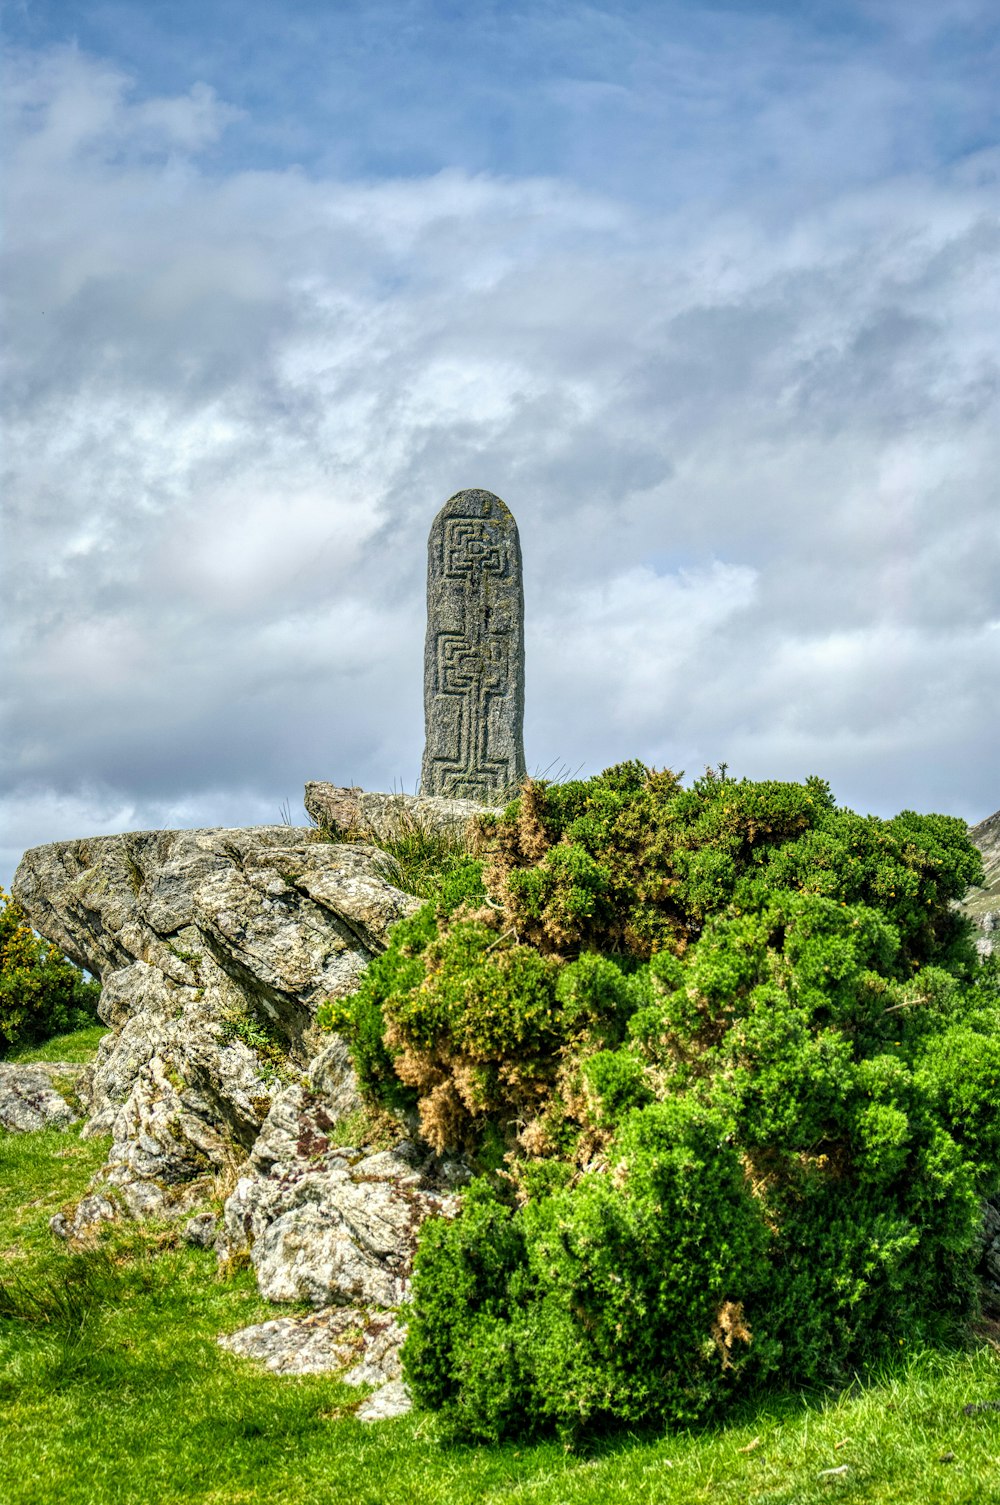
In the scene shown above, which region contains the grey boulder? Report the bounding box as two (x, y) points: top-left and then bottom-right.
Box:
(219, 1305), (411, 1421)
(965, 809), (1000, 957)
(982, 1198), (1000, 1297)
(219, 1304), (405, 1381)
(304, 782), (492, 844)
(355, 1380), (413, 1422)
(0, 1061), (87, 1133)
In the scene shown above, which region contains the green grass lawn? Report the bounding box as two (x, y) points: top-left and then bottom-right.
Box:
(7, 1022), (108, 1064)
(2, 1032), (1000, 1505)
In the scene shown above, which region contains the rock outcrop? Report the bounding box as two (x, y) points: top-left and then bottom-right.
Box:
(14, 790), (995, 1422)
(218, 1305), (412, 1420)
(218, 1303), (406, 1381)
(12, 824), (420, 1222)
(217, 1046), (459, 1310)
(966, 809), (1000, 957)
(304, 783), (491, 843)
(10, 803), (469, 1421)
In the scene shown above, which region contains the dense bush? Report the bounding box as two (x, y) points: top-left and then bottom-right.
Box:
(0, 888), (101, 1058)
(321, 765), (998, 1440)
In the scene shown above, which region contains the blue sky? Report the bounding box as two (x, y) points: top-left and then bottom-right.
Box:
(8, 0), (998, 191)
(2, 0), (999, 885)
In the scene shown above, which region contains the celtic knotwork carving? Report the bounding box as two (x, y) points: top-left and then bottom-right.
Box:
(421, 490), (525, 802)
(443, 518), (509, 580)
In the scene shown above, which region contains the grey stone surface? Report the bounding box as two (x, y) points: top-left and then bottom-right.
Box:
(217, 1075), (457, 1309)
(420, 489), (526, 802)
(964, 809), (1000, 957)
(183, 1211), (219, 1247)
(50, 1192), (118, 1241)
(982, 1197), (1000, 1297)
(12, 826), (419, 1221)
(0, 1061), (87, 1133)
(355, 1378), (412, 1422)
(340, 1312), (406, 1389)
(219, 1306), (411, 1420)
(218, 1305), (406, 1381)
(304, 783), (493, 843)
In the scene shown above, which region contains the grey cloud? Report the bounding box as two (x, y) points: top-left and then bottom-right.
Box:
(2, 47), (999, 890)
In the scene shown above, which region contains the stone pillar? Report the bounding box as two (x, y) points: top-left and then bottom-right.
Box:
(420, 489), (526, 802)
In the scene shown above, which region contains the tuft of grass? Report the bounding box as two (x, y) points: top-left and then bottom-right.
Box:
(219, 1007), (292, 1079)
(0, 1244), (128, 1331)
(369, 810), (474, 901)
(309, 797), (475, 901)
(319, 1101), (404, 1153)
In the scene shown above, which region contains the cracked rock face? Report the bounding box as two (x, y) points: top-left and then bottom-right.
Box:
(982, 1198), (1000, 1299)
(218, 1073), (458, 1309)
(12, 825), (419, 1223)
(0, 1061), (88, 1133)
(12, 796), (469, 1419)
(219, 1304), (405, 1380)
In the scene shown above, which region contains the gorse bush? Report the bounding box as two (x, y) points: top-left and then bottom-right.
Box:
(0, 887), (102, 1058)
(320, 764), (999, 1441)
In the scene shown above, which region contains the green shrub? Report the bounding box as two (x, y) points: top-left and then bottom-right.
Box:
(0, 888), (101, 1058)
(321, 764), (995, 1440)
(407, 1101), (772, 1442)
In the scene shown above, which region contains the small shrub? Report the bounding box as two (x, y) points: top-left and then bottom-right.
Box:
(406, 1101), (771, 1441)
(0, 888), (101, 1058)
(218, 1006), (289, 1078)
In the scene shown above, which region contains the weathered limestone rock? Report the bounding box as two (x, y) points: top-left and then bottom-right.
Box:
(12, 792), (463, 1402)
(12, 825), (419, 1223)
(965, 809), (1000, 957)
(304, 783), (494, 843)
(420, 489), (526, 802)
(217, 1069), (457, 1309)
(0, 1061), (88, 1133)
(355, 1379), (413, 1422)
(219, 1306), (411, 1420)
(182, 1211), (219, 1247)
(50, 1193), (118, 1241)
(219, 1304), (405, 1380)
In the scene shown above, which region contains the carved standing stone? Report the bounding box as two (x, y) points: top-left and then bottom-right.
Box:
(420, 489), (526, 802)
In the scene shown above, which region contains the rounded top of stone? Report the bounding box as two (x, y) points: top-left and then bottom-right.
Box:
(435, 488), (515, 525)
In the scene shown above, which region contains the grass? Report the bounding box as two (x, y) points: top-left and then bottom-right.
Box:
(311, 798), (475, 902)
(369, 812), (471, 900)
(2, 1032), (1000, 1504)
(7, 1022), (108, 1063)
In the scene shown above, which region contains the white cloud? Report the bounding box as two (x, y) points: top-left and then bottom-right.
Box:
(1, 41), (999, 888)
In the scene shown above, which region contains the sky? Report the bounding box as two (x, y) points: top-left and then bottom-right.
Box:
(2, 0), (999, 890)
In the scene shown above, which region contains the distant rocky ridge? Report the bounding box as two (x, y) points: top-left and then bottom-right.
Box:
(967, 808), (1000, 956)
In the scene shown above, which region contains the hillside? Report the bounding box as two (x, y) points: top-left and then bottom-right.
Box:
(966, 808), (1000, 953)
